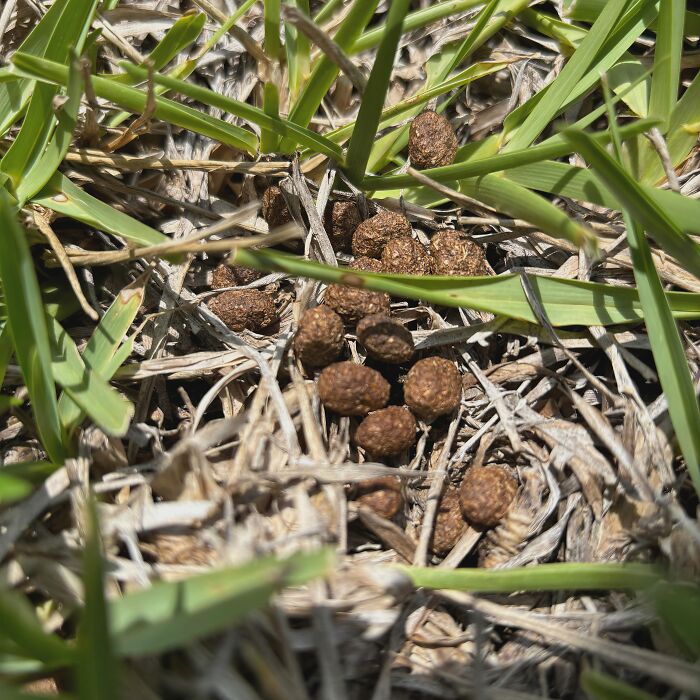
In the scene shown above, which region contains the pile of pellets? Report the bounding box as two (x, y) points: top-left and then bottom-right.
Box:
(206, 113), (518, 556)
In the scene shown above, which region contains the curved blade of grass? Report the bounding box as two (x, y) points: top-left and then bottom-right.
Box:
(48, 317), (134, 437)
(345, 0), (410, 183)
(397, 562), (658, 593)
(0, 461), (61, 484)
(580, 668), (658, 700)
(0, 193), (66, 463)
(283, 0), (379, 142)
(110, 549), (334, 656)
(12, 54), (83, 205)
(116, 61), (343, 160)
(499, 160), (700, 236)
(230, 248), (700, 326)
(0, 322), (12, 388)
(565, 128), (700, 497)
(32, 172), (169, 247)
(10, 54), (258, 156)
(58, 274), (146, 431)
(77, 499), (119, 700)
(564, 129), (700, 280)
(0, 0), (97, 136)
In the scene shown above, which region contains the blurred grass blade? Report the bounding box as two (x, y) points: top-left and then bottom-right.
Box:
(11, 53), (259, 156)
(0, 473), (33, 504)
(647, 0), (684, 129)
(565, 127), (700, 497)
(48, 317), (134, 437)
(230, 248), (700, 326)
(0, 192), (66, 463)
(580, 667), (657, 700)
(345, 0), (410, 183)
(58, 274), (146, 431)
(33, 172), (169, 247)
(110, 549), (334, 656)
(115, 60), (343, 160)
(77, 499), (118, 700)
(563, 129), (700, 280)
(13, 54), (83, 205)
(0, 0), (97, 136)
(0, 323), (12, 388)
(285, 0), (310, 101)
(398, 562), (658, 592)
(284, 0), (379, 141)
(651, 582), (700, 658)
(0, 587), (74, 665)
(505, 0), (627, 151)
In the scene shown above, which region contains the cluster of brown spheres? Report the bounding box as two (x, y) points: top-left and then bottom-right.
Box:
(205, 111), (517, 547)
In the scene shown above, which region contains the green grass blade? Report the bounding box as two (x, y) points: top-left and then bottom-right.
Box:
(58, 275), (145, 431)
(48, 318), (134, 437)
(260, 82), (281, 153)
(651, 582), (700, 658)
(345, 0), (410, 183)
(0, 192), (66, 463)
(110, 549), (334, 656)
(147, 12), (206, 72)
(0, 587), (74, 666)
(365, 118), (658, 189)
(264, 0), (282, 59)
(505, 0), (628, 151)
(397, 562), (658, 592)
(366, 0), (528, 173)
(77, 500), (119, 700)
(230, 248), (700, 326)
(322, 60), (511, 148)
(0, 322), (12, 387)
(503, 0), (659, 147)
(0, 0), (97, 136)
(503, 160), (700, 236)
(11, 53), (259, 155)
(639, 69), (700, 184)
(580, 668), (658, 700)
(285, 0), (310, 101)
(647, 0), (684, 129)
(114, 60), (343, 160)
(565, 128), (700, 497)
(351, 0), (485, 55)
(0, 473), (33, 504)
(284, 0), (379, 141)
(12, 55), (83, 205)
(32, 172), (169, 247)
(564, 129), (700, 280)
